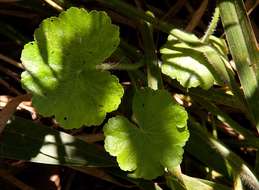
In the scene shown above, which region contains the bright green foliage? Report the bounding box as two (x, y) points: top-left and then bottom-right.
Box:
(21, 7), (124, 129)
(104, 88), (189, 179)
(160, 36), (214, 90)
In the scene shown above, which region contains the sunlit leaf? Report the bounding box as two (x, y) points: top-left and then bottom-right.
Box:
(21, 7), (124, 129)
(161, 39), (214, 90)
(104, 88), (189, 179)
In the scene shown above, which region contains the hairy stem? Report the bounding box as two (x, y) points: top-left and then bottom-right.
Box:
(202, 6), (220, 43)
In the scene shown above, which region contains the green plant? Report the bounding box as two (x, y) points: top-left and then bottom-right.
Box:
(1, 0), (259, 189)
(20, 6), (190, 182)
(21, 8), (123, 129)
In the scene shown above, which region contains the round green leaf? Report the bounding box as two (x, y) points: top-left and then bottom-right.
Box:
(104, 88), (189, 179)
(21, 7), (124, 129)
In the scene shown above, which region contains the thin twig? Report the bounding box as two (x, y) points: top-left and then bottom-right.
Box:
(245, 0), (259, 15)
(0, 66), (20, 81)
(185, 0), (208, 32)
(162, 0), (187, 20)
(0, 53), (24, 69)
(43, 0), (63, 12)
(106, 10), (137, 28)
(0, 94), (31, 134)
(0, 79), (21, 95)
(0, 95), (36, 119)
(76, 133), (104, 143)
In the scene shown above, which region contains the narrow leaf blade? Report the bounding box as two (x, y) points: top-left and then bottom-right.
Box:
(0, 117), (115, 167)
(219, 0), (259, 132)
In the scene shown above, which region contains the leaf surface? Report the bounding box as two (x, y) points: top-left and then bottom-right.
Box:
(104, 88), (189, 179)
(21, 7), (123, 129)
(161, 40), (214, 90)
(160, 32), (231, 90)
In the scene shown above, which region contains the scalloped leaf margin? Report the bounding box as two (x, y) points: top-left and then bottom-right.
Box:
(104, 88), (189, 179)
(21, 7), (124, 129)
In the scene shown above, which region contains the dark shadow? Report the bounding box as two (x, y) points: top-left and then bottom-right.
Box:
(0, 116), (115, 167)
(187, 119), (259, 190)
(54, 133), (66, 164)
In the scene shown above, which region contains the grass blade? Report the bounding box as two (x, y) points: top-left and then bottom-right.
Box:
(0, 117), (115, 167)
(189, 118), (259, 189)
(218, 0), (259, 133)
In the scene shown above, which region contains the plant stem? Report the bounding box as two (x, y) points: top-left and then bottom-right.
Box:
(233, 171), (243, 190)
(201, 6), (220, 43)
(167, 166), (188, 190)
(139, 11), (163, 90)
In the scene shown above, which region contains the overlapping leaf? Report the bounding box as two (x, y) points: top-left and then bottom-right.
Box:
(104, 88), (189, 179)
(161, 31), (230, 90)
(21, 7), (124, 129)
